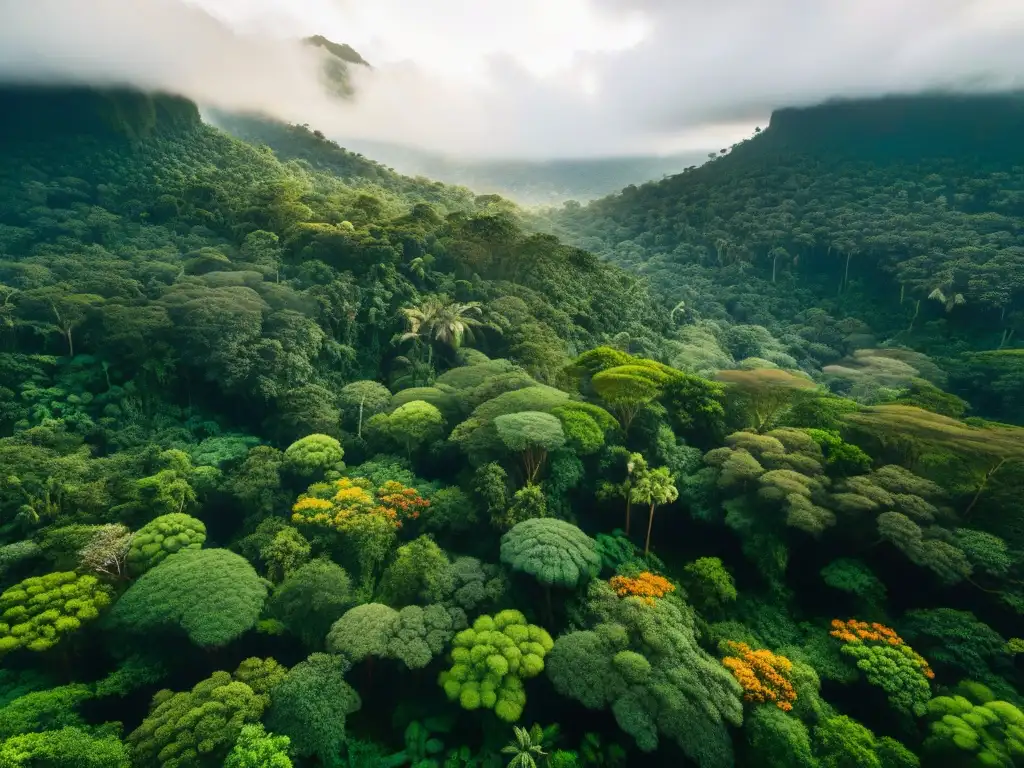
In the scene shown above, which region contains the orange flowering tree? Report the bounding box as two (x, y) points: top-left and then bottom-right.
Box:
(720, 641), (797, 711)
(829, 619), (934, 715)
(376, 480), (431, 524)
(291, 477), (430, 591)
(609, 572), (675, 605)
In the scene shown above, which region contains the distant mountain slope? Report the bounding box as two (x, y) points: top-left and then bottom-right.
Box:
(540, 93), (1024, 333)
(303, 33), (371, 98)
(535, 93), (1024, 419)
(208, 111), (479, 207)
(0, 85), (201, 141)
(303, 34), (370, 67)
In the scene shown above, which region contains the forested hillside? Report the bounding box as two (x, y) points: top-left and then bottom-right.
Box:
(537, 95), (1024, 424)
(1, 85), (1024, 768)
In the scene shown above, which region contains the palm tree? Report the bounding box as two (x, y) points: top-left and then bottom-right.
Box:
(502, 726), (546, 768)
(928, 285), (966, 313)
(398, 296), (483, 365)
(406, 256), (428, 283)
(631, 466), (679, 557)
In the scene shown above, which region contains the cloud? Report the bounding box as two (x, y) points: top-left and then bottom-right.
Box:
(1, 0), (1023, 159)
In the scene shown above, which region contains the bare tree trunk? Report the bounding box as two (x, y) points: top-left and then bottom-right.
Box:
(644, 503), (656, 556)
(965, 459), (1007, 518)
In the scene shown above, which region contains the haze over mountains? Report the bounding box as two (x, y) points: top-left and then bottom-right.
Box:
(2, 0), (1023, 160)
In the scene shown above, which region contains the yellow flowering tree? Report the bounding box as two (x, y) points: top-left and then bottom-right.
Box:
(291, 477), (429, 591)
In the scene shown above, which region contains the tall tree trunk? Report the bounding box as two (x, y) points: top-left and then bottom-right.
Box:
(908, 300), (921, 332)
(772, 253), (778, 283)
(965, 459), (1007, 518)
(625, 498), (631, 536)
(644, 503), (656, 556)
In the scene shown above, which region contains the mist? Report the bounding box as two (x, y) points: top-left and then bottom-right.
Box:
(1, 0), (1023, 159)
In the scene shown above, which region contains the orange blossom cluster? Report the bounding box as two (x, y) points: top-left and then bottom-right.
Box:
(829, 619), (934, 679)
(609, 572), (676, 605)
(721, 641), (797, 711)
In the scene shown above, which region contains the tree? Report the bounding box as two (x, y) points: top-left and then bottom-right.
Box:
(77, 523), (133, 581)
(500, 518), (601, 591)
(133, 454), (199, 517)
(398, 297), (484, 365)
(495, 483), (548, 530)
(494, 411), (565, 484)
(630, 466), (678, 556)
(382, 400), (446, 459)
(717, 369), (817, 432)
(259, 527), (311, 583)
(661, 373), (727, 444)
(0, 572), (111, 656)
(744, 706), (816, 768)
(551, 403), (615, 455)
(0, 727), (130, 767)
(682, 557), (738, 613)
(264, 653), (361, 764)
(376, 535), (454, 607)
(421, 486), (478, 535)
(268, 558), (352, 648)
(126, 513), (206, 575)
(900, 608), (1012, 692)
(437, 610), (553, 722)
(275, 384), (339, 442)
(224, 724), (292, 768)
(814, 715), (919, 768)
(283, 433), (344, 477)
(923, 682), (1024, 767)
(503, 726), (547, 768)
(0, 684), (93, 739)
(591, 364), (669, 433)
(598, 451), (646, 536)
(721, 642), (797, 711)
(17, 286), (105, 357)
(820, 559), (887, 612)
(547, 581), (742, 767)
(338, 380), (392, 438)
(109, 549), (267, 648)
(829, 619), (933, 715)
(290, 476), (426, 588)
(128, 665), (271, 768)
(240, 230), (283, 282)
(326, 602), (455, 670)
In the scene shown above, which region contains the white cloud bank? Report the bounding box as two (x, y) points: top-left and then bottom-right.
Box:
(0, 0), (1023, 158)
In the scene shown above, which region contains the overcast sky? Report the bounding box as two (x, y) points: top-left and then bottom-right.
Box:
(1, 0), (1023, 158)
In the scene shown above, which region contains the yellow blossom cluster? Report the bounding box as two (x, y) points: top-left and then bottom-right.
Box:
(291, 477), (429, 532)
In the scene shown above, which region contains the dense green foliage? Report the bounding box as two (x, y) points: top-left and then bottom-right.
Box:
(1, 85), (1023, 766)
